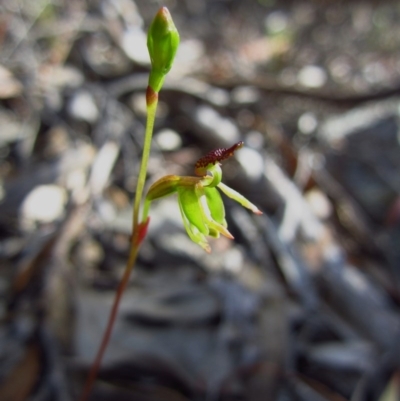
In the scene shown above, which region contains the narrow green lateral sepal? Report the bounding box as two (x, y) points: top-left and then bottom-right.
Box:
(217, 182), (263, 215)
(147, 6), (180, 93)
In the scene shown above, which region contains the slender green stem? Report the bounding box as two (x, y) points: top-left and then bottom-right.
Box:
(133, 97), (158, 232)
(79, 4), (178, 397)
(79, 92), (158, 401)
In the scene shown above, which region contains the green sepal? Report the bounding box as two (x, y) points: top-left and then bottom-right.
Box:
(177, 187), (209, 236)
(146, 175), (181, 201)
(217, 182), (262, 215)
(204, 187), (227, 227)
(196, 185), (233, 239)
(147, 7), (180, 92)
(178, 199), (210, 252)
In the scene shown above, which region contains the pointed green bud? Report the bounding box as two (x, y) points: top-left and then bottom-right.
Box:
(147, 7), (180, 93)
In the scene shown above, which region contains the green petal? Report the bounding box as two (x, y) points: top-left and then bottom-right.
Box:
(204, 187), (227, 227)
(178, 187), (209, 235)
(196, 185), (234, 239)
(178, 194), (211, 252)
(217, 182), (262, 215)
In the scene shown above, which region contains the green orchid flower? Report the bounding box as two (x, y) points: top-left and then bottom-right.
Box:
(141, 142), (262, 253)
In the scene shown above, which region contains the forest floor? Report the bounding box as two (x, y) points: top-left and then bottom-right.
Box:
(1, 1), (400, 400)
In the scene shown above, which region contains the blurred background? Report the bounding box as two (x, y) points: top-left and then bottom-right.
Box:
(1, 0), (400, 400)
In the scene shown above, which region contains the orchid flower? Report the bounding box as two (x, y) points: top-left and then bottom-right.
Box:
(141, 142), (262, 252)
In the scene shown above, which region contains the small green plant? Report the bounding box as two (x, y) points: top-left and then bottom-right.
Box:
(79, 7), (261, 401)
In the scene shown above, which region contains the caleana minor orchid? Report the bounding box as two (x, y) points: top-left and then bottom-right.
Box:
(142, 141), (262, 253)
(79, 7), (261, 401)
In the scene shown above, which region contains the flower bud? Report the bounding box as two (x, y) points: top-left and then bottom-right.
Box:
(147, 7), (180, 93)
